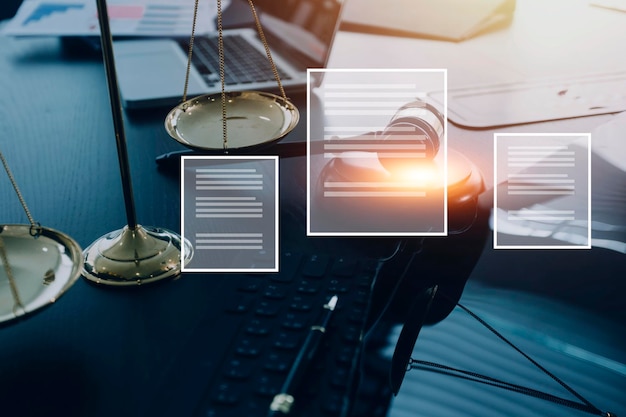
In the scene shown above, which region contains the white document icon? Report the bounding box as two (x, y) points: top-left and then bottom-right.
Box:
(181, 155), (278, 272)
(307, 68), (448, 236)
(493, 133), (592, 249)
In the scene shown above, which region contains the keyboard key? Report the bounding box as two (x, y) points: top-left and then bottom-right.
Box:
(348, 310), (367, 324)
(281, 313), (308, 331)
(211, 383), (240, 405)
(336, 346), (358, 365)
(355, 289), (370, 305)
(271, 252), (302, 283)
(244, 319), (273, 336)
(331, 257), (357, 277)
(342, 327), (362, 345)
(272, 332), (301, 350)
(302, 254), (330, 278)
(327, 279), (351, 294)
(254, 375), (282, 397)
(322, 393), (346, 415)
(264, 352), (292, 373)
(356, 276), (374, 288)
(225, 294), (254, 314)
(288, 296), (313, 312)
(330, 367), (350, 388)
(263, 284), (288, 300)
(238, 277), (262, 293)
(223, 359), (252, 381)
(234, 339), (262, 358)
(254, 301), (280, 317)
(296, 279), (320, 294)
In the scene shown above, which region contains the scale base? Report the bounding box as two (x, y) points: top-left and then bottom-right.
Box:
(82, 225), (193, 286)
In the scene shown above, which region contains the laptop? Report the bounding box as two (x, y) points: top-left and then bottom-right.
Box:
(113, 0), (344, 109)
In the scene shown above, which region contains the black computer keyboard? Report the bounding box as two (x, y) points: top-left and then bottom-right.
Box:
(143, 248), (394, 417)
(202, 252), (378, 417)
(178, 34), (291, 87)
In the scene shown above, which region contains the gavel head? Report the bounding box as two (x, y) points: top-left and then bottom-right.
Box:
(377, 100), (444, 179)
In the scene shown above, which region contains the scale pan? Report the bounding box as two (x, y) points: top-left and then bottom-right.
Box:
(165, 91), (299, 152)
(0, 224), (83, 327)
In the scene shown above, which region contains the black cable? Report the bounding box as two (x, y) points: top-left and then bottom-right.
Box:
(455, 301), (601, 412)
(409, 360), (603, 415)
(406, 295), (616, 417)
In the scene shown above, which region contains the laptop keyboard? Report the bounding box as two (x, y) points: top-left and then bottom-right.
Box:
(178, 34), (292, 87)
(145, 249), (388, 417)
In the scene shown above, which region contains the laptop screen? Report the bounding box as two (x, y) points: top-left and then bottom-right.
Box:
(255, 0), (344, 66)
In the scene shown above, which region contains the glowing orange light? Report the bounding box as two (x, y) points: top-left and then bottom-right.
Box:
(395, 165), (439, 187)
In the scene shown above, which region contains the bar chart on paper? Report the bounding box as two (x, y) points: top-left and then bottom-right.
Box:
(493, 133), (592, 249)
(2, 0), (221, 37)
(181, 156), (278, 272)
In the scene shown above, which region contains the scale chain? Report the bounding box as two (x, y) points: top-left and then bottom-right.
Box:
(183, 0), (290, 152)
(0, 150), (41, 236)
(0, 148), (37, 315)
(217, 0), (228, 151)
(182, 0), (201, 104)
(247, 0), (287, 102)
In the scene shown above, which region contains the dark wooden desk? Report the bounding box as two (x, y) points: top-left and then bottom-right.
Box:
(1, 32), (457, 417)
(0, 34), (312, 417)
(2, 14), (625, 417)
(0, 29), (494, 416)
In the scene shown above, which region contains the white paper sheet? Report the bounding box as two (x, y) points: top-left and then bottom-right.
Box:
(2, 0), (229, 37)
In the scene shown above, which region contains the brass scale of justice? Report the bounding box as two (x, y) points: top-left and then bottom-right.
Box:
(0, 0), (298, 327)
(165, 0), (300, 152)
